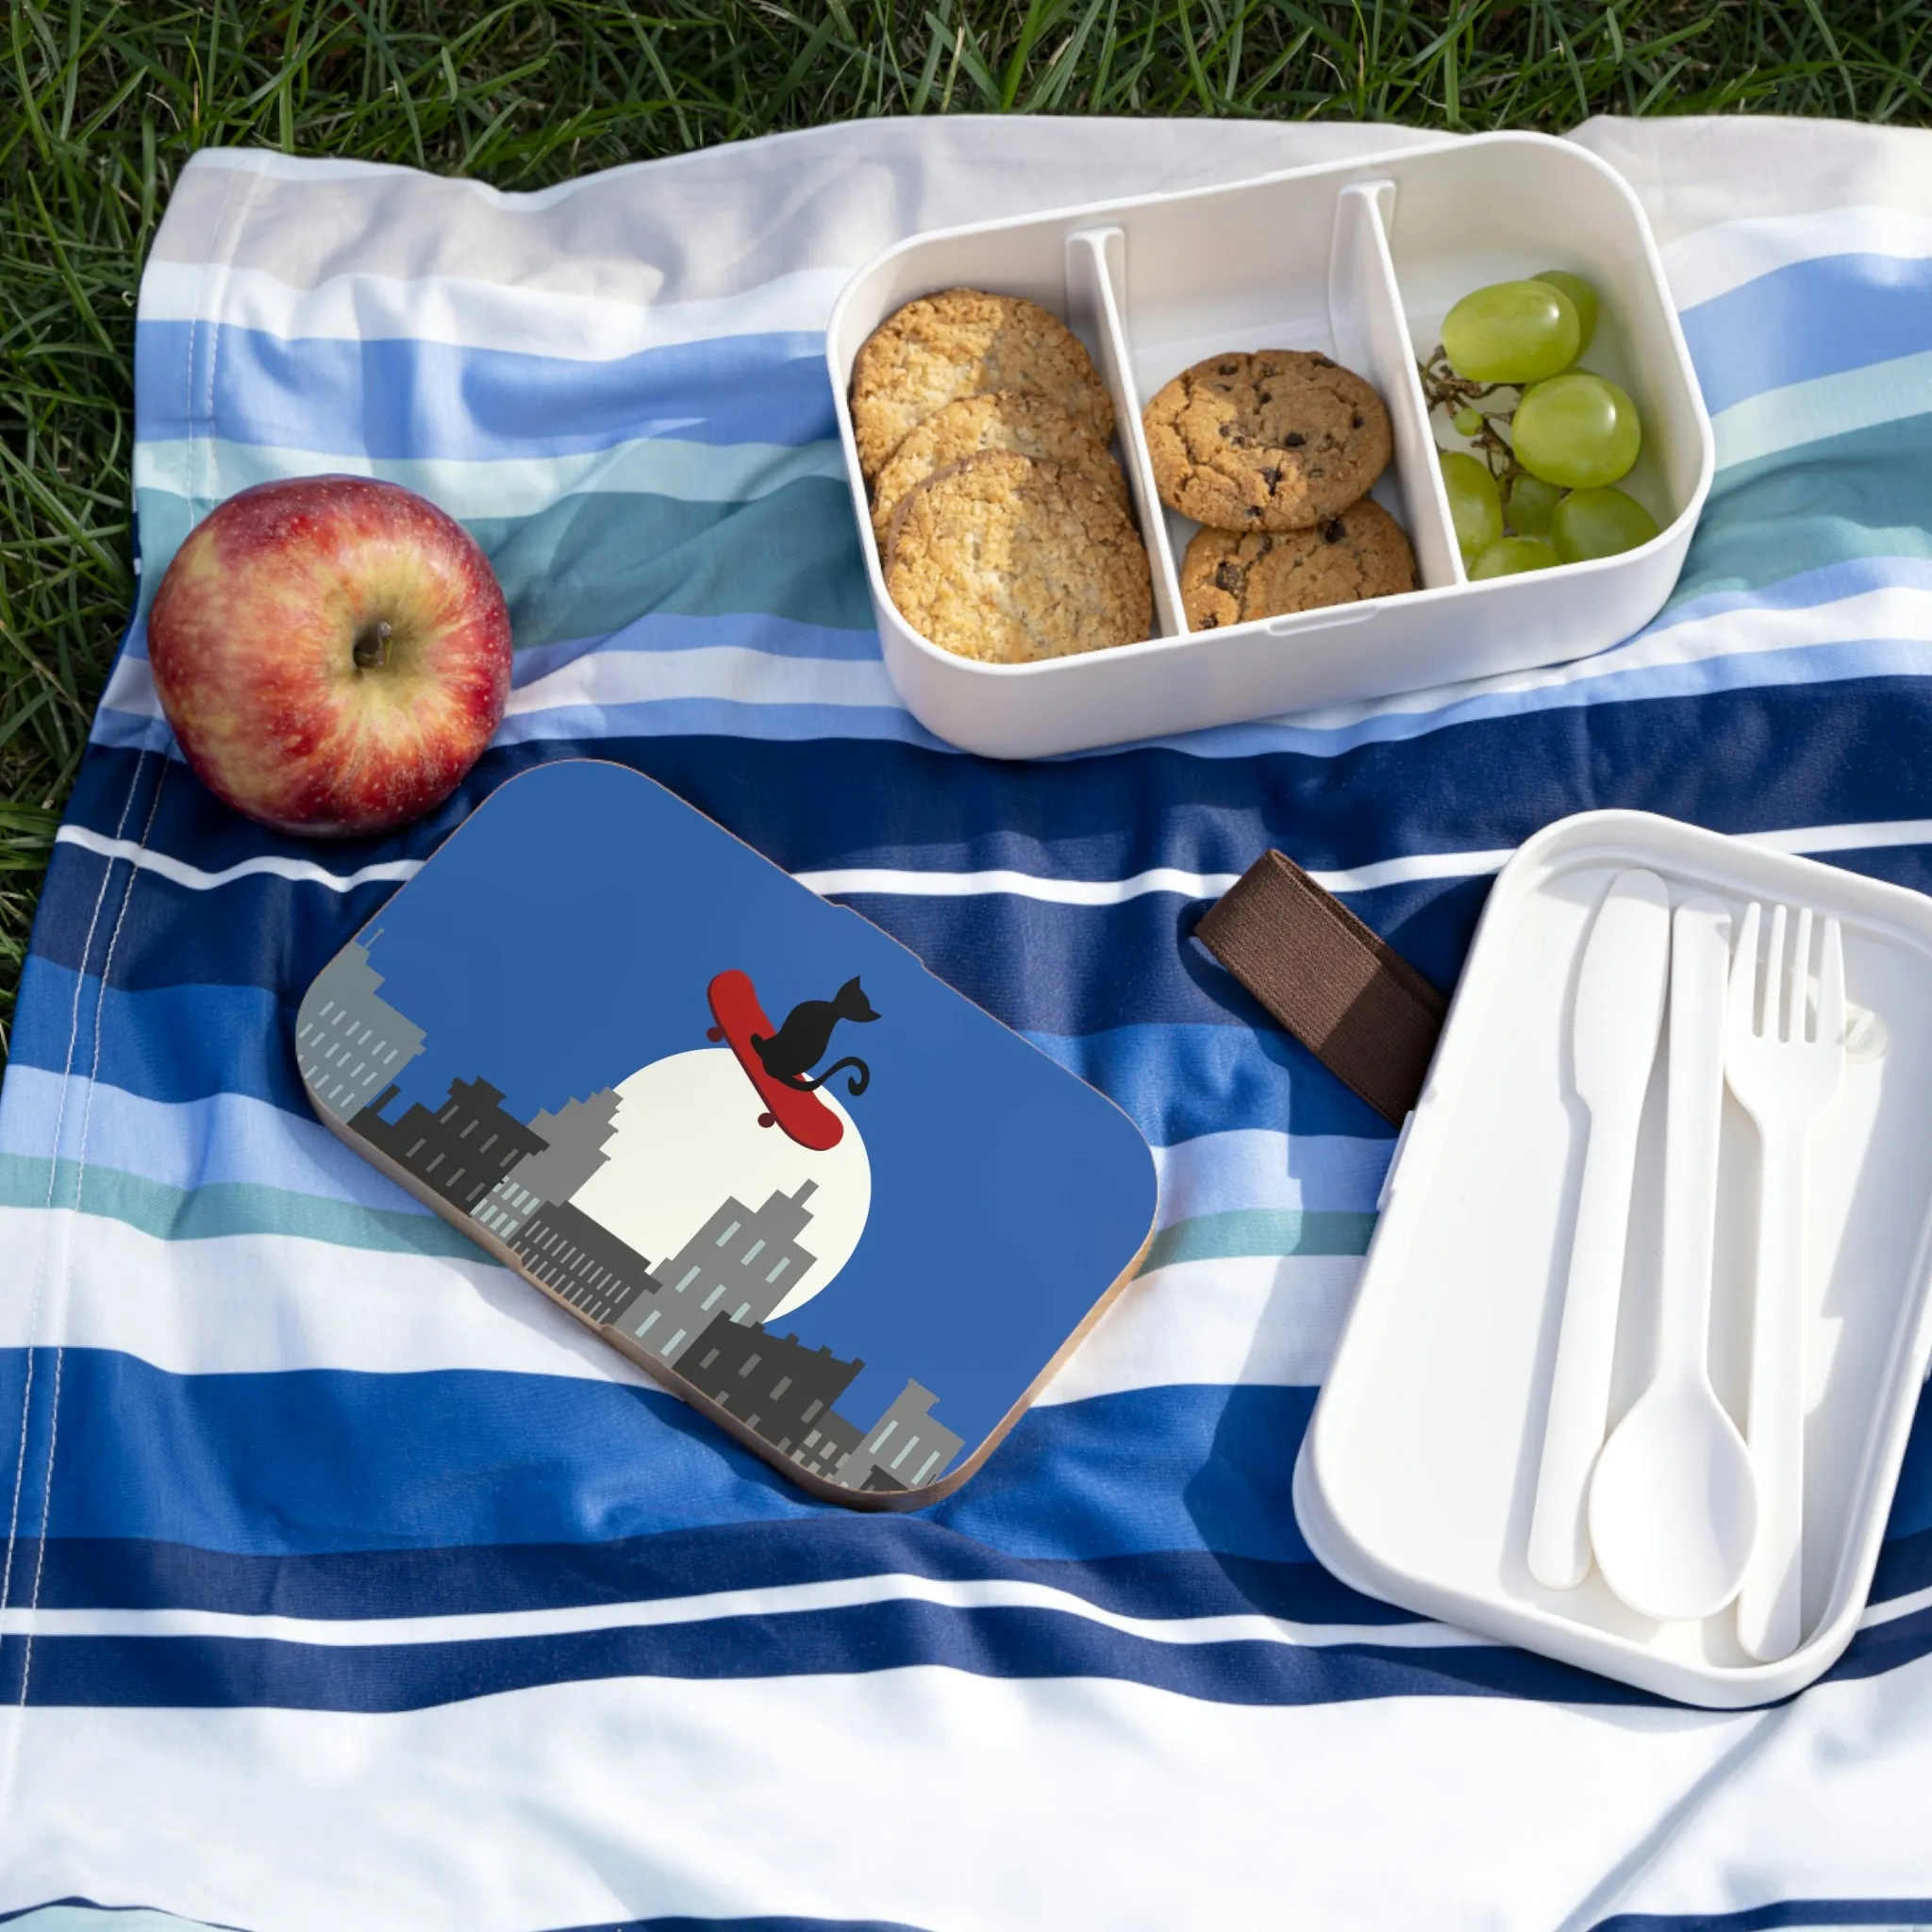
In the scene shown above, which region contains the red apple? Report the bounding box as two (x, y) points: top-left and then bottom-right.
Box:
(148, 475), (512, 838)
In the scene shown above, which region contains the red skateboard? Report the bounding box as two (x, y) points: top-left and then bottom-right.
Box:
(706, 970), (844, 1152)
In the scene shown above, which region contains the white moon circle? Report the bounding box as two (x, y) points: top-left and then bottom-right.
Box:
(572, 1047), (871, 1320)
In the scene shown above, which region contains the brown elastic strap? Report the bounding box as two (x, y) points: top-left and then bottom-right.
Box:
(1194, 850), (1447, 1127)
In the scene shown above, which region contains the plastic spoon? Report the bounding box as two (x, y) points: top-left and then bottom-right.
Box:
(1589, 895), (1758, 1622)
(1527, 869), (1672, 1591)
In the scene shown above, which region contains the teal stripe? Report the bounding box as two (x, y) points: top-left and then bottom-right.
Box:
(1670, 409), (1932, 611)
(0, 1153), (489, 1259)
(135, 476), (874, 650)
(1139, 1208), (1376, 1273)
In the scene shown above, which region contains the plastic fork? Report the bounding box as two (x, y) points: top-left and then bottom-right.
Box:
(1724, 903), (1846, 1662)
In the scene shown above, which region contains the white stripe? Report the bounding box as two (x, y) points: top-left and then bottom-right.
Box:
(0, 1664), (1782, 1930)
(138, 258), (852, 359)
(0, 1207), (1340, 1399)
(0, 1572), (1474, 1653)
(1662, 204), (1932, 312)
(504, 645), (901, 716)
(1857, 1577), (1932, 1630)
(1712, 345), (1932, 472)
(53, 824), (422, 894)
(53, 813), (1932, 909)
(1035, 1254), (1360, 1406)
(134, 435), (847, 518)
(0, 1207), (657, 1389)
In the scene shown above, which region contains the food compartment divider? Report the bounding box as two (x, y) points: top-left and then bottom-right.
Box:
(1064, 226), (1185, 641)
(1326, 181), (1464, 595)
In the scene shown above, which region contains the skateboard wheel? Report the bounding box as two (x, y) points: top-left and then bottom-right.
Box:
(758, 1112), (776, 1129)
(707, 1025), (724, 1042)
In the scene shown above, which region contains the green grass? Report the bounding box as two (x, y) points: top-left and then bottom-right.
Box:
(4, 1), (1932, 1064)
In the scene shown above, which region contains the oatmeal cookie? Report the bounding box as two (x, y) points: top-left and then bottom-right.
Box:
(1142, 350), (1391, 530)
(870, 390), (1127, 546)
(884, 451), (1151, 664)
(1179, 499), (1415, 629)
(851, 290), (1115, 480)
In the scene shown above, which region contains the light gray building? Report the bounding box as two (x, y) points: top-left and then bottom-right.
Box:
(295, 939), (425, 1123)
(473, 1088), (622, 1240)
(837, 1380), (963, 1492)
(617, 1179), (818, 1368)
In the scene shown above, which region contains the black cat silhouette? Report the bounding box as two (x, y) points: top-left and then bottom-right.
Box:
(751, 976), (879, 1096)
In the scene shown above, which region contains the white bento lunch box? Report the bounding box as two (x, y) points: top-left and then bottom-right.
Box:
(826, 131), (1715, 760)
(1295, 812), (1932, 1708)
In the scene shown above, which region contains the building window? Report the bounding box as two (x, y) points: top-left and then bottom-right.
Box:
(635, 1309), (659, 1336)
(738, 1355), (761, 1376)
(427, 1154), (444, 1173)
(674, 1265), (700, 1293)
(661, 1328), (686, 1356)
(407, 1141), (425, 1158)
(771, 1376), (791, 1399)
(448, 1168), (465, 1187)
(715, 1220), (741, 1248)
(742, 1239), (766, 1266)
(802, 1400), (823, 1423)
(480, 1134), (496, 1153)
(872, 1421), (897, 1453)
(914, 1450), (942, 1485)
(805, 1429), (821, 1448)
(461, 1120), (477, 1139)
(766, 1257), (791, 1285)
(891, 1434), (921, 1472)
(700, 1283), (725, 1311)
(699, 1348), (720, 1370)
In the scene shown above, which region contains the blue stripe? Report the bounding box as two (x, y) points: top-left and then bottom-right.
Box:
(134, 324), (834, 460)
(8, 1347), (1928, 1606)
(3, 1604), (1655, 1712)
(20, 1532), (1410, 1627)
(1681, 250), (1932, 416)
(1593, 1901), (1932, 1932)
(54, 675), (1932, 925)
(0, 1350), (1320, 1566)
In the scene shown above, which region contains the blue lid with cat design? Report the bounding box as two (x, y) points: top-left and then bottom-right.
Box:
(295, 758), (1157, 1506)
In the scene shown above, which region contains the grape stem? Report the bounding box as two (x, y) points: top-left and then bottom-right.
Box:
(1418, 346), (1523, 483)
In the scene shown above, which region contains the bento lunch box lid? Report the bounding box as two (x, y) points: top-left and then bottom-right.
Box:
(296, 760), (1157, 1507)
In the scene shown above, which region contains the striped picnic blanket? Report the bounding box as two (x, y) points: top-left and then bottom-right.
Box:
(4, 111), (1932, 1931)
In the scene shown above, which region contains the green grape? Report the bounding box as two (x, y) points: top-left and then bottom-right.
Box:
(1534, 271), (1599, 354)
(1511, 372), (1641, 490)
(1441, 452), (1503, 561)
(1551, 486), (1660, 561)
(1506, 473), (1564, 539)
(1452, 407), (1484, 437)
(1441, 280), (1581, 385)
(1469, 536), (1560, 579)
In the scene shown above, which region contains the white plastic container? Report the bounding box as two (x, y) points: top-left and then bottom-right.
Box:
(1294, 812), (1932, 1708)
(826, 132), (1714, 759)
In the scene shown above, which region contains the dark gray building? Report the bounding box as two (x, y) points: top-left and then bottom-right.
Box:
(678, 1312), (865, 1478)
(836, 1380), (963, 1492)
(474, 1088), (622, 1241)
(617, 1179), (819, 1368)
(296, 939), (426, 1123)
(354, 1075), (548, 1214)
(508, 1199), (653, 1325)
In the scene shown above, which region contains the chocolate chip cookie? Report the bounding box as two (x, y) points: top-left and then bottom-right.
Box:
(851, 290), (1115, 481)
(870, 390), (1127, 547)
(1143, 351), (1391, 530)
(884, 451), (1151, 664)
(1179, 499), (1415, 629)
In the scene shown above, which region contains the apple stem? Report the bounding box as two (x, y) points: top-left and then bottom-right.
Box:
(353, 620), (393, 671)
